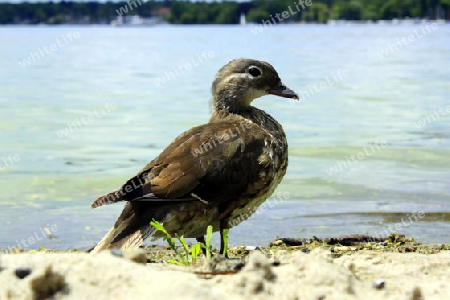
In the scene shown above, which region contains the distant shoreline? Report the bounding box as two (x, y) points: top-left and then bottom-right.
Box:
(1, 0), (449, 26)
(1, 20), (448, 27)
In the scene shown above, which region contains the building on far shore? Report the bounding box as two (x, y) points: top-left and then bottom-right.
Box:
(111, 15), (166, 26)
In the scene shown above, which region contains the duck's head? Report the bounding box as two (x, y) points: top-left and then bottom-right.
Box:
(211, 58), (299, 112)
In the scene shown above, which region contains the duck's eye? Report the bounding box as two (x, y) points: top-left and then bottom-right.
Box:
(248, 66), (262, 78)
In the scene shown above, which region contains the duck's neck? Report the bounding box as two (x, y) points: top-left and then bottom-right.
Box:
(209, 105), (286, 144)
(211, 91), (254, 113)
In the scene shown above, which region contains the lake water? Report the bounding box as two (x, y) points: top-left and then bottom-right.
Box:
(1, 24), (449, 251)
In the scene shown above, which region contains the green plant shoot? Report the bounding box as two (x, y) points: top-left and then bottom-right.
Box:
(222, 229), (229, 257)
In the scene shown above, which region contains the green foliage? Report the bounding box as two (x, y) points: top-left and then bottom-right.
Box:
(0, 0), (448, 25)
(222, 228), (229, 257)
(215, 2), (239, 24)
(191, 243), (202, 260)
(150, 219), (220, 266)
(203, 225), (213, 260)
(150, 219), (188, 266)
(246, 8), (269, 23)
(362, 4), (379, 20)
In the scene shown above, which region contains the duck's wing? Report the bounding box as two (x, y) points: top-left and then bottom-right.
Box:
(91, 120), (265, 208)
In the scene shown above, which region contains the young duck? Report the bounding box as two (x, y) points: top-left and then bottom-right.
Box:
(90, 58), (298, 254)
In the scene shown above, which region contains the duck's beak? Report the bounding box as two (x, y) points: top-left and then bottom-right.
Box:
(268, 82), (299, 100)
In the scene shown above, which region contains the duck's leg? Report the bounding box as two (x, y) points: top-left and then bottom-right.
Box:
(219, 219), (229, 258)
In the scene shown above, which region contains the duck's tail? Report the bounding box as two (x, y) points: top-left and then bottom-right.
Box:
(89, 202), (157, 254)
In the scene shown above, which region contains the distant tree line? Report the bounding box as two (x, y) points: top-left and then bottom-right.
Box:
(0, 0), (449, 25)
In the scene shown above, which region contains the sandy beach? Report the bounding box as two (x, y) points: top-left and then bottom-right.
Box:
(1, 244), (449, 300)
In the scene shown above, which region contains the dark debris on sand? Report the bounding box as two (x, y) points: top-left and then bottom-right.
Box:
(267, 233), (449, 258)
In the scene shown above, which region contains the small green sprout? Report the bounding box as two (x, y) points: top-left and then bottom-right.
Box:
(150, 219), (211, 266)
(202, 225), (213, 260)
(150, 220), (230, 265)
(222, 229), (229, 257)
(150, 220), (187, 265)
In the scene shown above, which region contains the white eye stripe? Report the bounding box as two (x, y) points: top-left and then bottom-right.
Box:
(222, 67), (263, 82)
(223, 73), (254, 82)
